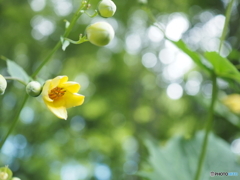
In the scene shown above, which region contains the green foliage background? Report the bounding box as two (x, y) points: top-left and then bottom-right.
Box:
(0, 0), (240, 180)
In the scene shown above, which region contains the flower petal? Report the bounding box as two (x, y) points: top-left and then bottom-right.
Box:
(45, 100), (67, 120)
(50, 76), (68, 89)
(42, 80), (53, 102)
(61, 81), (80, 93)
(64, 92), (85, 108)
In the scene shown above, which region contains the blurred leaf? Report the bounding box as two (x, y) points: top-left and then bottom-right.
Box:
(205, 52), (240, 82)
(60, 36), (70, 51)
(139, 132), (240, 180)
(7, 59), (30, 83)
(227, 49), (240, 61)
(170, 40), (212, 73)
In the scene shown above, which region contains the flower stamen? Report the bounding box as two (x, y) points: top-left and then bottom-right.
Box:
(49, 87), (66, 100)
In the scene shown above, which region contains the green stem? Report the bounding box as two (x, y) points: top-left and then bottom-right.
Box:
(194, 73), (217, 180)
(31, 1), (88, 78)
(4, 76), (27, 86)
(194, 1), (234, 179)
(0, 94), (28, 150)
(219, 0), (235, 53)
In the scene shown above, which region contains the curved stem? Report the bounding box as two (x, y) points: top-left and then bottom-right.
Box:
(194, 73), (217, 180)
(4, 76), (27, 86)
(0, 94), (28, 150)
(31, 1), (88, 78)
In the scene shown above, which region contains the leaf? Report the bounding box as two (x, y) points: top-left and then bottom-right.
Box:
(139, 132), (240, 180)
(170, 40), (212, 73)
(60, 36), (70, 51)
(64, 20), (70, 29)
(7, 59), (30, 83)
(205, 51), (240, 82)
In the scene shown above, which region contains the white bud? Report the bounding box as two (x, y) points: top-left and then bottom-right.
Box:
(98, 0), (116, 18)
(0, 172), (8, 180)
(26, 81), (42, 97)
(86, 22), (114, 46)
(12, 177), (21, 180)
(0, 75), (7, 95)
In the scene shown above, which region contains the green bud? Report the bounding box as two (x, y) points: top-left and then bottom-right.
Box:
(26, 81), (42, 97)
(0, 75), (7, 95)
(12, 178), (21, 180)
(0, 167), (12, 180)
(97, 0), (116, 18)
(86, 22), (115, 46)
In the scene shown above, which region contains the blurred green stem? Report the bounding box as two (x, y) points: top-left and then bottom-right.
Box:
(4, 76), (27, 86)
(31, 0), (89, 78)
(194, 1), (234, 179)
(0, 94), (28, 150)
(194, 73), (217, 180)
(219, 0), (235, 53)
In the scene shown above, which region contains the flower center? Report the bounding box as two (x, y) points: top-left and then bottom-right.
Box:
(49, 87), (66, 100)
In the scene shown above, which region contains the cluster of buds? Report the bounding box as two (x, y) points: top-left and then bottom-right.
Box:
(85, 0), (116, 46)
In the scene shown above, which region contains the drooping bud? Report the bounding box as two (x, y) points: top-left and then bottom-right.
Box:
(0, 75), (7, 95)
(26, 81), (42, 97)
(0, 167), (12, 180)
(86, 22), (114, 46)
(97, 0), (116, 18)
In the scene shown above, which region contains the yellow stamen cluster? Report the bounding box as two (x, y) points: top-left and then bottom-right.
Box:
(49, 87), (66, 100)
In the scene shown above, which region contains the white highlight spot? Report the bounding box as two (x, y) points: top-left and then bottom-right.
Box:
(30, 0), (46, 11)
(165, 14), (189, 41)
(231, 139), (240, 155)
(148, 26), (164, 42)
(167, 83), (183, 100)
(94, 165), (111, 180)
(125, 34), (142, 54)
(142, 52), (157, 68)
(52, 0), (73, 16)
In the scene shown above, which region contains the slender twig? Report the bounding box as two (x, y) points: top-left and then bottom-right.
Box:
(219, 0), (235, 53)
(4, 76), (27, 86)
(194, 1), (234, 180)
(194, 73), (217, 180)
(0, 94), (28, 150)
(31, 1), (89, 78)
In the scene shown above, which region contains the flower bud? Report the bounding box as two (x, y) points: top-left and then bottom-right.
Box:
(0, 75), (7, 95)
(0, 167), (12, 180)
(86, 22), (114, 46)
(97, 0), (116, 18)
(26, 81), (42, 97)
(12, 178), (21, 180)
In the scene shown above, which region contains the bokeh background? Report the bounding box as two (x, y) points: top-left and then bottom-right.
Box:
(1, 0), (240, 179)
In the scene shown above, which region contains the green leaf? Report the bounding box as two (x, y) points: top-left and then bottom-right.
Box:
(7, 59), (30, 83)
(60, 36), (70, 51)
(205, 51), (240, 82)
(139, 132), (240, 180)
(170, 40), (212, 73)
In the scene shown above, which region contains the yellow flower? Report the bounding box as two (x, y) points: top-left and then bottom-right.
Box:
(42, 76), (84, 120)
(222, 94), (240, 114)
